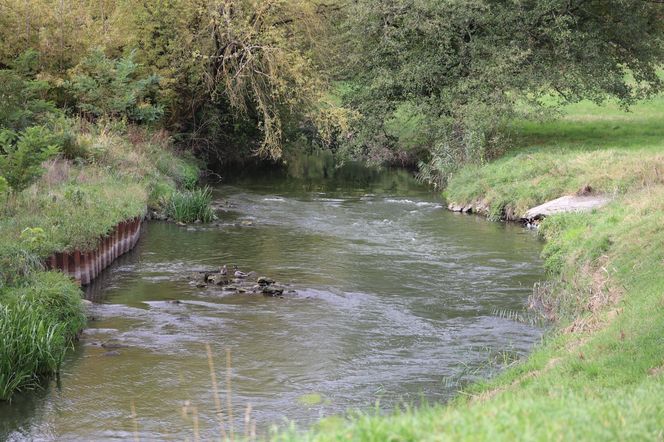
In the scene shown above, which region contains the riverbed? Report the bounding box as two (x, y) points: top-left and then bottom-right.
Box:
(0, 170), (544, 440)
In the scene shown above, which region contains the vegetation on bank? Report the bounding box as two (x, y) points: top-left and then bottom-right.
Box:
(0, 273), (86, 400)
(167, 187), (215, 224)
(0, 123), (201, 400)
(0, 55), (204, 400)
(272, 99), (664, 440)
(446, 98), (664, 220)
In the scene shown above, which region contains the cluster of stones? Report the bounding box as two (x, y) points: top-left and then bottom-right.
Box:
(193, 270), (295, 297)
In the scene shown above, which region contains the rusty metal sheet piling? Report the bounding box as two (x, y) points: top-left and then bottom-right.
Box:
(45, 216), (143, 286)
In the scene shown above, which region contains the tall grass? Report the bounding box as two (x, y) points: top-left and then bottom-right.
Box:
(0, 272), (85, 400)
(0, 244), (43, 288)
(167, 187), (215, 223)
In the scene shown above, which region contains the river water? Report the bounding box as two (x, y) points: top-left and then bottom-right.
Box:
(0, 169), (544, 441)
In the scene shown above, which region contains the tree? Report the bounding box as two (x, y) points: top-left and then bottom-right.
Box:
(337, 0), (664, 180)
(0, 50), (57, 131)
(127, 0), (341, 160)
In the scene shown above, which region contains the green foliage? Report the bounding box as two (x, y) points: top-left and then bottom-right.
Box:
(19, 227), (47, 247)
(0, 272), (85, 400)
(65, 49), (163, 124)
(178, 163), (200, 190)
(48, 116), (86, 160)
(0, 244), (43, 289)
(127, 0), (341, 160)
(148, 180), (176, 210)
(0, 50), (59, 131)
(337, 0), (664, 180)
(0, 126), (60, 192)
(166, 187), (215, 223)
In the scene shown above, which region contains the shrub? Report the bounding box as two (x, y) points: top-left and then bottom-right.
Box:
(148, 180), (175, 210)
(49, 116), (88, 160)
(178, 162), (200, 190)
(0, 50), (59, 131)
(65, 49), (163, 124)
(166, 187), (215, 223)
(0, 126), (60, 193)
(0, 243), (43, 289)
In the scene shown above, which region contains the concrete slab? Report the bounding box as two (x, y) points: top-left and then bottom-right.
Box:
(523, 195), (611, 220)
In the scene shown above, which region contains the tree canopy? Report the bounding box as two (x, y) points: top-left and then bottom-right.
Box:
(0, 0), (662, 171)
(336, 0), (664, 181)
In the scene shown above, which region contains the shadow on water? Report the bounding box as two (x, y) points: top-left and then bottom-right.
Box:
(83, 244), (143, 303)
(217, 152), (425, 196)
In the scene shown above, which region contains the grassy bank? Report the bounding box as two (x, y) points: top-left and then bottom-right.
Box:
(274, 99), (664, 440)
(445, 98), (664, 220)
(0, 122), (201, 400)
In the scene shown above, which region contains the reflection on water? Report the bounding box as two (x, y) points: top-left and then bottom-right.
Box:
(0, 168), (544, 441)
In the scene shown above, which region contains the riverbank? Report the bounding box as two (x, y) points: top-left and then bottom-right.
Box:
(275, 99), (664, 439)
(0, 123), (200, 400)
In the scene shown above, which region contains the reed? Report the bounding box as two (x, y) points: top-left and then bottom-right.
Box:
(167, 187), (215, 224)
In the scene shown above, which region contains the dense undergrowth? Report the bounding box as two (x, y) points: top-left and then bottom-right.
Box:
(0, 122), (202, 400)
(273, 99), (664, 440)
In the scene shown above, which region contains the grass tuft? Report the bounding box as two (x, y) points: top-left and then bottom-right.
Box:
(0, 272), (85, 400)
(167, 187), (215, 223)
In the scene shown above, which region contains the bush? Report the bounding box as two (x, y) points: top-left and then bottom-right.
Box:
(65, 49), (163, 124)
(148, 179), (175, 210)
(0, 271), (85, 400)
(166, 187), (215, 223)
(0, 126), (60, 193)
(49, 116), (88, 160)
(0, 50), (59, 131)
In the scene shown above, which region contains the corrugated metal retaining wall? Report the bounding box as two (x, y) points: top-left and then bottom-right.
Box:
(46, 217), (142, 285)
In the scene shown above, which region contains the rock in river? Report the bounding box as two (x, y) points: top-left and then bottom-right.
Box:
(257, 276), (275, 285)
(190, 266), (296, 297)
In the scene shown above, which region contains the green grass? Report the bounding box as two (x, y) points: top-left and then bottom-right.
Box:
(0, 271), (86, 400)
(274, 98), (664, 440)
(446, 98), (664, 219)
(166, 186), (215, 223)
(0, 175), (147, 257)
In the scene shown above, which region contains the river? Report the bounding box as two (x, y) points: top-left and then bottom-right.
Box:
(0, 168), (544, 440)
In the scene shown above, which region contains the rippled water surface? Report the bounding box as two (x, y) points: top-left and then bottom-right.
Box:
(0, 170), (544, 440)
